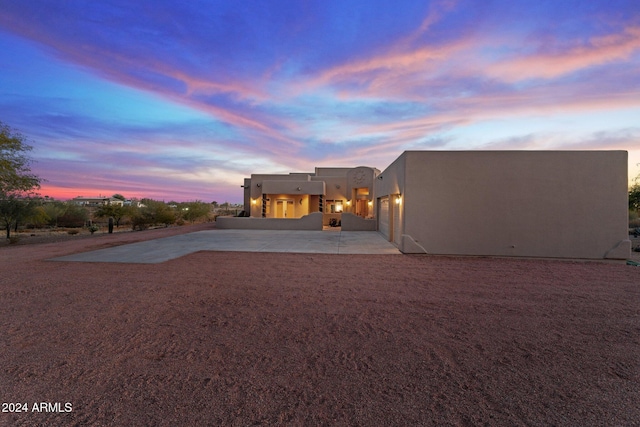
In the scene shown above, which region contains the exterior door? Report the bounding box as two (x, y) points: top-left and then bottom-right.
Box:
(276, 199), (294, 218)
(356, 199), (369, 217)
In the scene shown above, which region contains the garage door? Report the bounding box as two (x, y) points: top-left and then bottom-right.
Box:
(378, 197), (390, 240)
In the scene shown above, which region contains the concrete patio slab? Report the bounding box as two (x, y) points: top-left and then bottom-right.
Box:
(50, 230), (401, 264)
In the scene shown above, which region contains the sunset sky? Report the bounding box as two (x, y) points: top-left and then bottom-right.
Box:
(1, 0), (639, 203)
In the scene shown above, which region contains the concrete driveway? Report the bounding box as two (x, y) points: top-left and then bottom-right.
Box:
(50, 229), (401, 264)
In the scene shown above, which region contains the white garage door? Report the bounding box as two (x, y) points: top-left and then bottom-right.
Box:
(378, 197), (390, 240)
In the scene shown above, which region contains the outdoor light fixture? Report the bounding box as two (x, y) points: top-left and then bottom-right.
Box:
(346, 200), (351, 206)
(257, 183), (261, 187)
(251, 199), (257, 205)
(395, 195), (402, 204)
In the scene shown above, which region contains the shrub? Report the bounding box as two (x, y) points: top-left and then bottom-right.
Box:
(58, 204), (89, 228)
(178, 201), (211, 223)
(129, 199), (176, 230)
(131, 216), (149, 231)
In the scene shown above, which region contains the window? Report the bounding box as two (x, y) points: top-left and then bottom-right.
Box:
(356, 188), (369, 197)
(326, 200), (344, 213)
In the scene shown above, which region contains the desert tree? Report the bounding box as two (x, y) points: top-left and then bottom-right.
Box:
(40, 200), (68, 227)
(0, 122), (42, 239)
(630, 170), (640, 213)
(179, 201), (211, 223)
(57, 202), (89, 228)
(130, 199), (176, 230)
(0, 122), (41, 195)
(0, 196), (42, 238)
(95, 203), (129, 228)
(28, 204), (52, 228)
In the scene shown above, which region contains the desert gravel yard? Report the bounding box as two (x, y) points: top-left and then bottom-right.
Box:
(0, 223), (638, 426)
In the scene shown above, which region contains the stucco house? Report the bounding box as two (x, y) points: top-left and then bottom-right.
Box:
(242, 166), (380, 226)
(220, 150), (630, 260)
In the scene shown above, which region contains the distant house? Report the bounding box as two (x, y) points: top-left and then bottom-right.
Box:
(71, 197), (124, 207)
(227, 150), (630, 260)
(122, 199), (145, 208)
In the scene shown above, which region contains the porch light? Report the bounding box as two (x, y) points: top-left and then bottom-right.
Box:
(368, 200), (373, 206)
(395, 195), (402, 204)
(251, 199), (257, 205)
(346, 200), (351, 206)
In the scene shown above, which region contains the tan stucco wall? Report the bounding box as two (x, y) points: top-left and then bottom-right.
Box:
(341, 213), (377, 231)
(318, 176), (348, 200)
(375, 156), (406, 245)
(315, 167), (352, 177)
(377, 151), (630, 259)
(375, 156), (405, 200)
(248, 174), (311, 199)
(262, 180), (324, 195)
(216, 212), (323, 230)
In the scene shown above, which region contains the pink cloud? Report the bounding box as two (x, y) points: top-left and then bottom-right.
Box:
(398, 0), (459, 47)
(304, 39), (471, 97)
(288, 1), (468, 101)
(297, 21), (640, 105)
(485, 26), (640, 81)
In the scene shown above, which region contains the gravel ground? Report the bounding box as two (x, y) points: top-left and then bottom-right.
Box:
(1, 223), (638, 426)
